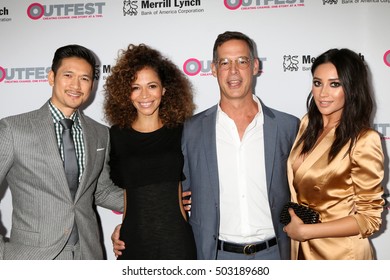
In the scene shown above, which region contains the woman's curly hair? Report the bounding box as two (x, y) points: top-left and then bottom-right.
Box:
(103, 44), (195, 128)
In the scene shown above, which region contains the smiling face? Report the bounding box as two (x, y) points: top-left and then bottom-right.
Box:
(211, 39), (259, 103)
(48, 57), (94, 117)
(312, 62), (345, 125)
(130, 67), (165, 120)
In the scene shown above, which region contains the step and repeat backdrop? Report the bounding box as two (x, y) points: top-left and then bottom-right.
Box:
(0, 0), (389, 260)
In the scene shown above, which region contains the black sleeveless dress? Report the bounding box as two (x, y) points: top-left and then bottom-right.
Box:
(109, 125), (196, 260)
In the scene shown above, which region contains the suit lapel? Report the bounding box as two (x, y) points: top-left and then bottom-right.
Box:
(33, 103), (73, 201)
(202, 106), (220, 206)
(261, 101), (277, 193)
(76, 114), (97, 201)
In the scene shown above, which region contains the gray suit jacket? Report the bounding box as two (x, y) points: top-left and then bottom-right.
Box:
(0, 101), (123, 259)
(182, 98), (299, 260)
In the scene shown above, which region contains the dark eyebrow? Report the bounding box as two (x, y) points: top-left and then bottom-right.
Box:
(62, 70), (92, 77)
(312, 77), (339, 81)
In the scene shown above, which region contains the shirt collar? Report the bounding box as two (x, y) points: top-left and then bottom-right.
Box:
(48, 100), (80, 126)
(217, 94), (263, 121)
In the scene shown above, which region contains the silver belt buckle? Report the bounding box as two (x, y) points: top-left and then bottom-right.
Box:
(243, 244), (256, 255)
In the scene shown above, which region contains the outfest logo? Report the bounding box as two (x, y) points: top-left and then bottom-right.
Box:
(0, 65), (100, 83)
(384, 50), (390, 67)
(224, 0), (305, 10)
(0, 66), (50, 83)
(0, 67), (6, 82)
(183, 57), (267, 76)
(182, 58), (212, 77)
(26, 2), (106, 20)
(374, 123), (390, 141)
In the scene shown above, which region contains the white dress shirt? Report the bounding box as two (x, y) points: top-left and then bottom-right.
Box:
(217, 96), (275, 244)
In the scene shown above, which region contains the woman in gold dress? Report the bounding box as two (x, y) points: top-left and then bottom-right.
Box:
(284, 48), (385, 260)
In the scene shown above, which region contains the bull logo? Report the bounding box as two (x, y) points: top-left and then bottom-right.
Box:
(322, 0), (338, 4)
(283, 55), (299, 72)
(123, 0), (138, 16)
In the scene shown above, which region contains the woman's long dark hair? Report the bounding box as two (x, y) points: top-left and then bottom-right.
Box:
(296, 48), (373, 162)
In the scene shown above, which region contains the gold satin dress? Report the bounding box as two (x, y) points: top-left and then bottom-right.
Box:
(287, 115), (384, 260)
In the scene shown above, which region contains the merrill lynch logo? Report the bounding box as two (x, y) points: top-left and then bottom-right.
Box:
(283, 55), (299, 72)
(123, 0), (138, 16)
(323, 0), (338, 4)
(283, 54), (318, 72)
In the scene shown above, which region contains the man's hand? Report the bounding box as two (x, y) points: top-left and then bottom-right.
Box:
(182, 191), (192, 212)
(111, 224), (125, 257)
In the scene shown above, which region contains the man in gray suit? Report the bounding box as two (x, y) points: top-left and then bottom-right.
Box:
(181, 31), (299, 260)
(112, 31), (299, 260)
(0, 44), (123, 259)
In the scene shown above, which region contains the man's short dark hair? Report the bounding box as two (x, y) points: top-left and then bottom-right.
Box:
(51, 44), (96, 75)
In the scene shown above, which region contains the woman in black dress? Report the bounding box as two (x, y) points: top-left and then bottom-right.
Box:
(103, 44), (196, 260)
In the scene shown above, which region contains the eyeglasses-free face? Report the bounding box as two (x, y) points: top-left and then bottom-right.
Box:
(215, 56), (252, 70)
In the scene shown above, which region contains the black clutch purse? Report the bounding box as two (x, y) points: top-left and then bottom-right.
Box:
(280, 202), (320, 225)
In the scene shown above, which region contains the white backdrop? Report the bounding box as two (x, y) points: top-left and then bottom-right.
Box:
(0, 0), (389, 260)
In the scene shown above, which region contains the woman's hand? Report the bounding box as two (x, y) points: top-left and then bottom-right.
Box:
(111, 224), (125, 257)
(182, 191), (192, 211)
(283, 208), (308, 242)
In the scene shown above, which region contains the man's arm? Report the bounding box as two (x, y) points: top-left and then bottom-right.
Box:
(0, 119), (15, 260)
(94, 127), (124, 212)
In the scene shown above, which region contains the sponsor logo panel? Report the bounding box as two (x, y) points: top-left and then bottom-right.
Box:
(224, 0), (305, 10)
(123, 0), (205, 17)
(0, 6), (11, 22)
(26, 2), (106, 21)
(0, 65), (100, 83)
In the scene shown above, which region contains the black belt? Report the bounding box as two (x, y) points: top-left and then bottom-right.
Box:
(217, 237), (277, 255)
